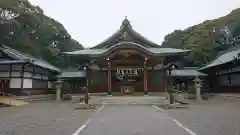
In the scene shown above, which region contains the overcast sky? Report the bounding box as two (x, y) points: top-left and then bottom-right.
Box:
(29, 0), (240, 47)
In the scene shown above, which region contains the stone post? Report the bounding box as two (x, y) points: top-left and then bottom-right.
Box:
(194, 76), (202, 100)
(56, 79), (63, 101)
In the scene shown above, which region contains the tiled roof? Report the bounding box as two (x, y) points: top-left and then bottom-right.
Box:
(171, 67), (207, 77)
(91, 18), (161, 49)
(199, 46), (240, 70)
(64, 42), (189, 56)
(0, 45), (60, 72)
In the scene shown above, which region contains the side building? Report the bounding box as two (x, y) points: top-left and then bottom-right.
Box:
(200, 46), (240, 93)
(0, 45), (60, 96)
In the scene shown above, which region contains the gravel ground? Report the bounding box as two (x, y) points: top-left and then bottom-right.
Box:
(0, 100), (98, 135)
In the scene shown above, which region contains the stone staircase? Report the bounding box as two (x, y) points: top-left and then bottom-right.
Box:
(100, 96), (168, 105)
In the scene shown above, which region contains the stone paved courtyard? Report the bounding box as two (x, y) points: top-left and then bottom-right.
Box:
(0, 96), (240, 135)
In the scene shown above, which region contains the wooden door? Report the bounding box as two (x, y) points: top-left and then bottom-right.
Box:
(0, 80), (10, 93)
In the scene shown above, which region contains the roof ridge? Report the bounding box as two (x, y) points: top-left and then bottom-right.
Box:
(120, 16), (132, 28)
(91, 18), (161, 49)
(199, 45), (240, 70)
(0, 44), (27, 59)
(217, 45), (240, 56)
(0, 44), (60, 72)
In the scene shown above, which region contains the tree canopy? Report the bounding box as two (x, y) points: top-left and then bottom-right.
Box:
(0, 0), (83, 68)
(162, 8), (240, 67)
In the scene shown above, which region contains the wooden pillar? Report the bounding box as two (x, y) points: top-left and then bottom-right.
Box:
(228, 67), (232, 85)
(144, 58), (148, 95)
(8, 64), (12, 93)
(9, 64), (12, 78)
(107, 59), (112, 95)
(73, 82), (76, 93)
(20, 65), (25, 92)
(162, 60), (167, 92)
(168, 62), (174, 104)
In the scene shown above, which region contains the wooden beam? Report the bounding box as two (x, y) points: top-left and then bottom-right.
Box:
(143, 58), (148, 95)
(40, 72), (43, 80)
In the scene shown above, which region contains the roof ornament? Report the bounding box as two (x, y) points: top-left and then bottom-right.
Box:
(121, 16), (132, 28)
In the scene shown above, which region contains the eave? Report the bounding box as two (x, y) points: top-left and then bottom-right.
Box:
(63, 42), (190, 58)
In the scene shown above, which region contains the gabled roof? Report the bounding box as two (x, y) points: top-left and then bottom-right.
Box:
(91, 17), (161, 49)
(171, 67), (207, 77)
(0, 45), (60, 73)
(64, 42), (189, 57)
(199, 45), (240, 71)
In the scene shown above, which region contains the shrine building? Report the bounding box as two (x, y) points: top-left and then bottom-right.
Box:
(64, 18), (189, 95)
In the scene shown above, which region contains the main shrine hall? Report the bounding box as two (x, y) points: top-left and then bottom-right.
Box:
(64, 18), (189, 95)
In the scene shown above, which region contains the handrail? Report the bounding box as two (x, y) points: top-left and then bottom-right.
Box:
(0, 92), (14, 97)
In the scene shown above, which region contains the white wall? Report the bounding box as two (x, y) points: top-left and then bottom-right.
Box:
(42, 75), (48, 80)
(32, 74), (42, 79)
(11, 72), (20, 77)
(0, 65), (10, 71)
(10, 79), (21, 88)
(23, 79), (32, 88)
(24, 72), (32, 78)
(48, 81), (54, 88)
(0, 71), (9, 77)
(24, 66), (33, 72)
(12, 65), (22, 70)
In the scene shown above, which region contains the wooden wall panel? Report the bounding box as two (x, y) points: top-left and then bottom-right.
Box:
(89, 70), (108, 93)
(148, 70), (165, 92)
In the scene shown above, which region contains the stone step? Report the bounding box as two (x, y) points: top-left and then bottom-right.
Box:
(102, 101), (168, 105)
(100, 96), (167, 105)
